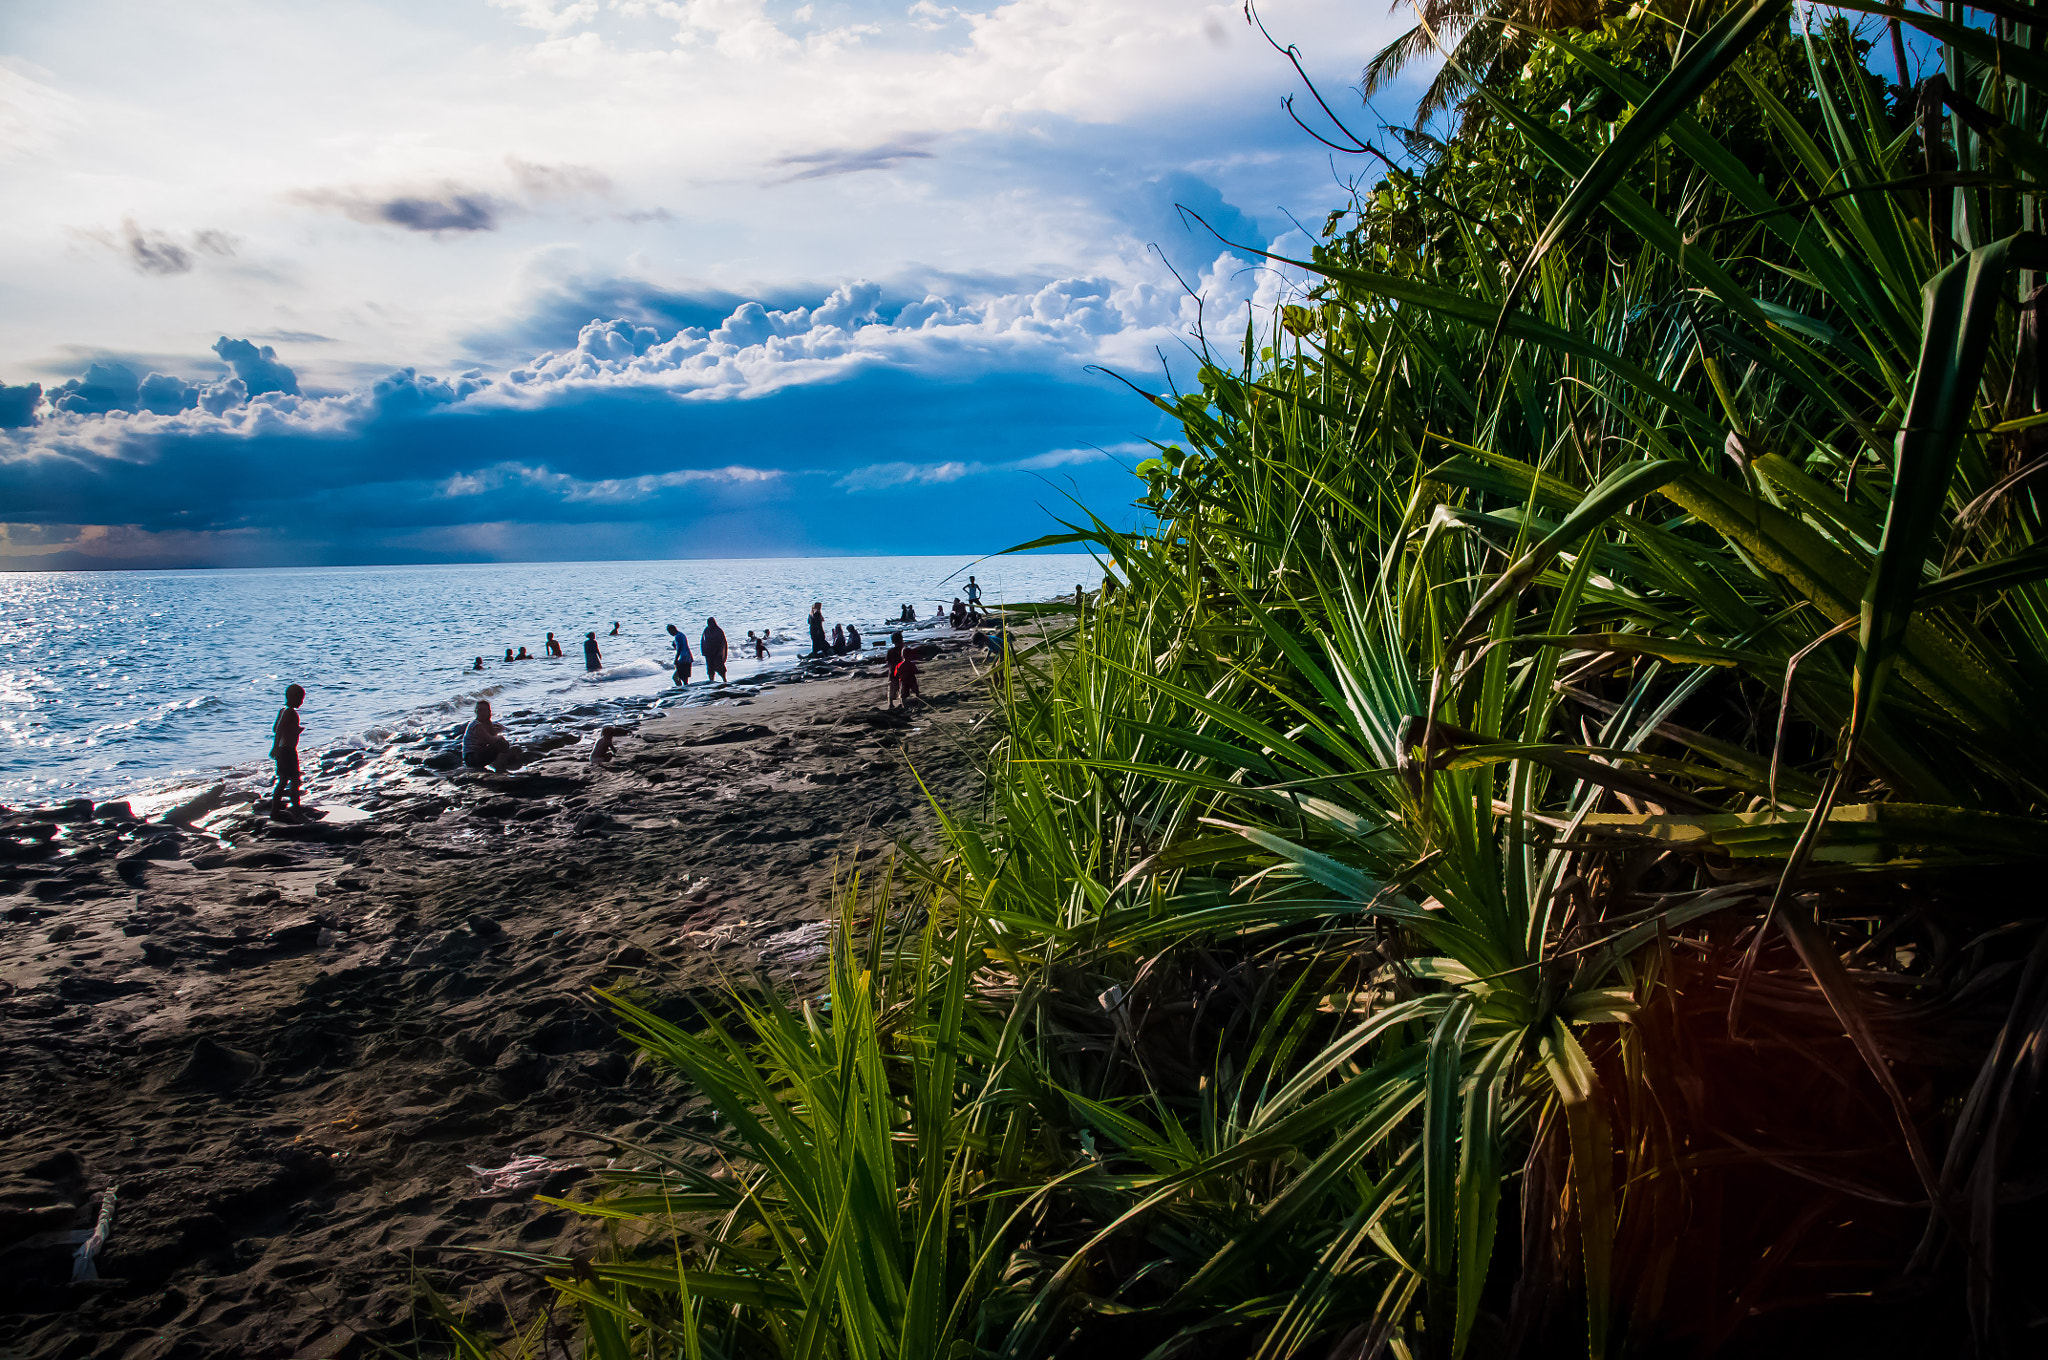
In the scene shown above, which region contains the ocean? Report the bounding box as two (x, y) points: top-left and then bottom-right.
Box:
(0, 554), (1100, 808)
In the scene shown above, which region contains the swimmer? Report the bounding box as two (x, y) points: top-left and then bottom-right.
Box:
(546, 632), (563, 658)
(473, 657), (485, 671)
(610, 621), (620, 636)
(268, 683), (305, 820)
(516, 646), (531, 660)
(503, 647), (514, 663)
(584, 631), (603, 672)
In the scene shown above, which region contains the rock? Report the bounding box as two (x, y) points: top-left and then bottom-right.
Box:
(92, 800), (135, 822)
(44, 922), (82, 944)
(140, 941), (177, 966)
(422, 747), (463, 771)
(165, 1037), (263, 1091)
(680, 722), (776, 747)
(265, 918), (323, 948)
(158, 783), (225, 827)
(225, 847), (297, 869)
(47, 798), (96, 824)
(465, 913), (503, 937)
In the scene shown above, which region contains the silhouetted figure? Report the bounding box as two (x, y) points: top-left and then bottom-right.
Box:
(610, 621), (620, 636)
(964, 575), (982, 609)
(831, 623), (846, 655)
(546, 632), (563, 657)
(473, 657), (485, 671)
(584, 631), (603, 672)
(808, 602), (829, 657)
(667, 623), (694, 685)
(591, 725), (629, 767)
(269, 683), (305, 820)
(950, 597), (967, 629)
(847, 624), (862, 653)
(462, 699), (517, 772)
(748, 630), (769, 660)
(516, 646), (531, 660)
(504, 647), (514, 663)
(702, 617), (729, 683)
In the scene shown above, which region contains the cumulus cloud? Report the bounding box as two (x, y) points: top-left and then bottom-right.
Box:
(0, 382), (42, 428)
(2, 243), (1308, 462)
(296, 184), (508, 234)
(212, 336), (300, 396)
(835, 441), (1139, 492)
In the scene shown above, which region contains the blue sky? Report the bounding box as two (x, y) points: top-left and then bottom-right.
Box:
(0, 0), (1418, 569)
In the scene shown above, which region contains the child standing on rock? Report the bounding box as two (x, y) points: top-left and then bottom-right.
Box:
(269, 683), (305, 821)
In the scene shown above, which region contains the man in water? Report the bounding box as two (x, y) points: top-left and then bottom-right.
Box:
(546, 632), (563, 658)
(702, 616), (729, 682)
(269, 683), (305, 820)
(473, 657), (485, 671)
(503, 647), (514, 663)
(610, 621), (620, 636)
(667, 622), (694, 685)
(462, 699), (517, 772)
(584, 631), (603, 672)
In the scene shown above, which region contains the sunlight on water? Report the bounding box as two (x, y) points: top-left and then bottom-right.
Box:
(0, 555), (1099, 804)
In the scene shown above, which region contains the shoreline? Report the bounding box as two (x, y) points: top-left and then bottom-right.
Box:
(0, 632), (1004, 1358)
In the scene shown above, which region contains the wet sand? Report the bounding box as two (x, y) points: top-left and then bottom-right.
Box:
(0, 639), (997, 1358)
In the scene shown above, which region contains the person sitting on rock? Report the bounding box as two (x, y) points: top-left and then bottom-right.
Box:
(846, 623), (862, 653)
(462, 699), (518, 772)
(831, 623), (846, 655)
(590, 725), (629, 767)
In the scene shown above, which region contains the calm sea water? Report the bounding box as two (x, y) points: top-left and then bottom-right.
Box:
(0, 555), (1099, 806)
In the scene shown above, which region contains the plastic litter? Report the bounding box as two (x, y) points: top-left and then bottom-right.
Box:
(71, 1185), (117, 1283)
(467, 1154), (577, 1194)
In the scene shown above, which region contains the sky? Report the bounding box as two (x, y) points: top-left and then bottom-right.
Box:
(0, 0), (1419, 569)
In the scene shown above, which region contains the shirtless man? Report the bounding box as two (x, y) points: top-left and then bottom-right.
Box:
(546, 632), (564, 658)
(269, 684), (305, 820)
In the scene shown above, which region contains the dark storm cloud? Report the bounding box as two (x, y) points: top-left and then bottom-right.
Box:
(296, 185), (508, 234)
(0, 383), (42, 428)
(0, 366), (1160, 564)
(771, 140), (936, 183)
(51, 361), (140, 415)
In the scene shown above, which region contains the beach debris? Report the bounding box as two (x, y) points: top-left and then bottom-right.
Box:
(467, 1154), (579, 1195)
(70, 1185), (117, 1283)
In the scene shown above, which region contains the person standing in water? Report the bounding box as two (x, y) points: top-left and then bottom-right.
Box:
(808, 602), (829, 657)
(584, 631), (603, 672)
(701, 616), (730, 682)
(546, 632), (563, 658)
(269, 683), (305, 820)
(667, 623), (694, 685)
(610, 621), (621, 636)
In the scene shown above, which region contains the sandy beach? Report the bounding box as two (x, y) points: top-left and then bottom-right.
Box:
(0, 638), (998, 1359)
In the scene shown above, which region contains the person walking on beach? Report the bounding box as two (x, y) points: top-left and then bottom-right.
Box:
(702, 617), (730, 683)
(546, 632), (563, 658)
(667, 623), (694, 685)
(584, 631), (603, 672)
(268, 684), (305, 820)
(887, 632), (921, 709)
(808, 602), (829, 657)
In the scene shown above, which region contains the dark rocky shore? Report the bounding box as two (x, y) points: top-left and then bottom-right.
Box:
(0, 640), (995, 1359)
